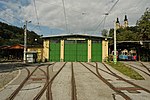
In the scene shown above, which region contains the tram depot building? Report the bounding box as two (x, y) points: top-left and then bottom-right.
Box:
(42, 34), (109, 62)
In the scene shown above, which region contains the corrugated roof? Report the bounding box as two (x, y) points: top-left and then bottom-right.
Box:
(42, 33), (111, 39)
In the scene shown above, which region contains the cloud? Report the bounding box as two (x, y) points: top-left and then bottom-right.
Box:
(0, 8), (15, 23)
(0, 0), (150, 35)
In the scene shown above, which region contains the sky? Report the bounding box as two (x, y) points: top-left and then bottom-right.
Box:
(0, 0), (149, 36)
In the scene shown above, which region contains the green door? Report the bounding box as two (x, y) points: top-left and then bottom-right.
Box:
(49, 40), (60, 62)
(64, 40), (87, 62)
(76, 41), (87, 62)
(64, 40), (76, 61)
(91, 40), (102, 62)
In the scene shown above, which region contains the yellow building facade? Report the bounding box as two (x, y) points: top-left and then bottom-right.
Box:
(42, 34), (109, 62)
(27, 46), (43, 62)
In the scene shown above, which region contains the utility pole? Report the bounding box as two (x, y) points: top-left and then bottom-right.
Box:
(113, 20), (117, 64)
(23, 21), (27, 63)
(23, 21), (31, 63)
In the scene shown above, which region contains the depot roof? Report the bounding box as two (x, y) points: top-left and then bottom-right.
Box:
(42, 33), (111, 39)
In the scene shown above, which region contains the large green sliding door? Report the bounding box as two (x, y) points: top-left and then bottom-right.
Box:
(91, 40), (102, 62)
(76, 41), (87, 62)
(64, 40), (87, 62)
(64, 41), (76, 62)
(49, 40), (60, 62)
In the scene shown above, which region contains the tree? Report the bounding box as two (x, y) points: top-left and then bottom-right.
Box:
(0, 21), (43, 46)
(101, 29), (108, 37)
(101, 29), (109, 41)
(136, 8), (150, 40)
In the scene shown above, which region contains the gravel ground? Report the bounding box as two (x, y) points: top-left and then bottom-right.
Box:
(52, 62), (71, 100)
(142, 62), (150, 69)
(0, 70), (19, 89)
(102, 62), (150, 100)
(74, 62), (114, 100)
(0, 64), (47, 100)
(0, 62), (149, 100)
(14, 83), (45, 100)
(13, 65), (47, 100)
(0, 69), (19, 100)
(122, 61), (150, 80)
(96, 63), (134, 88)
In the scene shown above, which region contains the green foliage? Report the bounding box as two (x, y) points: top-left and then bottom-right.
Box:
(109, 27), (140, 45)
(0, 22), (42, 46)
(109, 8), (150, 45)
(101, 29), (108, 37)
(136, 8), (150, 40)
(104, 55), (113, 62)
(106, 62), (144, 80)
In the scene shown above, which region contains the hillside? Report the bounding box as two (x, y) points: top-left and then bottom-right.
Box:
(0, 22), (42, 46)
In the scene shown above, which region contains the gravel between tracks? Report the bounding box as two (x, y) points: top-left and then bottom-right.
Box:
(74, 62), (114, 100)
(52, 62), (71, 100)
(0, 70), (19, 89)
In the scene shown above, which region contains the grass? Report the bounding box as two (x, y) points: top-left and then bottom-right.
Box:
(106, 61), (144, 80)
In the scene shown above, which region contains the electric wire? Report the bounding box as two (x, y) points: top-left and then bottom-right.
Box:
(33, 0), (42, 31)
(94, 15), (107, 32)
(0, 8), (23, 25)
(94, 0), (119, 32)
(107, 0), (119, 14)
(62, 0), (69, 33)
(0, 18), (13, 25)
(37, 0), (84, 15)
(103, 16), (107, 30)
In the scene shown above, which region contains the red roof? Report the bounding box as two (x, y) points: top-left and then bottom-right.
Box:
(8, 44), (24, 49)
(0, 44), (24, 49)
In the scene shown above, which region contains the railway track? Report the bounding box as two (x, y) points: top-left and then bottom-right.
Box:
(46, 63), (53, 100)
(125, 63), (150, 77)
(102, 63), (150, 93)
(6, 63), (53, 100)
(3, 62), (149, 100)
(71, 62), (77, 100)
(33, 62), (67, 100)
(80, 62), (131, 100)
(140, 62), (150, 73)
(123, 62), (150, 78)
(81, 62), (150, 100)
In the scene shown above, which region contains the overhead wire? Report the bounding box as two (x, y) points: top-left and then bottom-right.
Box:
(94, 15), (107, 32)
(107, 0), (119, 14)
(62, 0), (69, 33)
(103, 16), (107, 30)
(33, 0), (42, 31)
(0, 18), (13, 25)
(94, 0), (119, 32)
(0, 7), (23, 26)
(37, 0), (84, 15)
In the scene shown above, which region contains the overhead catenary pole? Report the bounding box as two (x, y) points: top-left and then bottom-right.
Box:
(23, 21), (27, 63)
(113, 20), (117, 64)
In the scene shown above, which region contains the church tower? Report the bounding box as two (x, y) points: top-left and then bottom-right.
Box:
(124, 15), (128, 28)
(116, 17), (120, 29)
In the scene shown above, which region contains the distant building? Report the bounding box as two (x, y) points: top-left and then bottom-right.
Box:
(0, 44), (43, 62)
(116, 15), (128, 29)
(27, 45), (43, 62)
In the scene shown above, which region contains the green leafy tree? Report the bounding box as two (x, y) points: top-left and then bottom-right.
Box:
(101, 29), (108, 37)
(136, 8), (150, 40)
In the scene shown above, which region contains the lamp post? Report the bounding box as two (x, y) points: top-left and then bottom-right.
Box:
(23, 20), (31, 63)
(113, 20), (117, 64)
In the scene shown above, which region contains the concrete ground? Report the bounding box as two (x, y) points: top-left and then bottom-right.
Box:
(0, 62), (149, 100)
(121, 61), (150, 99)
